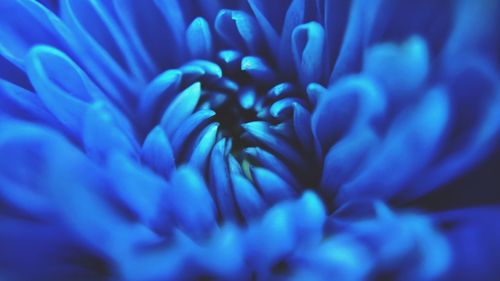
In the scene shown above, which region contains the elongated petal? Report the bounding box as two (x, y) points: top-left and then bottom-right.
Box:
(232, 174), (265, 221)
(292, 103), (314, 153)
(243, 147), (300, 189)
(26, 46), (105, 137)
(0, 79), (58, 124)
(292, 22), (325, 86)
(154, 0), (187, 62)
(278, 0), (305, 77)
(187, 17), (213, 59)
(168, 166), (217, 239)
(338, 88), (449, 203)
(312, 76), (385, 152)
(160, 82), (202, 137)
(209, 139), (238, 220)
(170, 109), (215, 158)
(0, 0), (70, 67)
(242, 121), (304, 168)
(188, 122), (219, 171)
(139, 69), (182, 127)
(321, 129), (380, 200)
(107, 152), (168, 224)
(83, 102), (139, 162)
(252, 167), (296, 204)
(364, 36), (429, 97)
(142, 126), (176, 178)
(215, 9), (262, 54)
(241, 56), (275, 84)
(61, 0), (139, 100)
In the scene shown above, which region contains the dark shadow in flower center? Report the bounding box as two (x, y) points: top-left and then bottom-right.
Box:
(212, 99), (258, 154)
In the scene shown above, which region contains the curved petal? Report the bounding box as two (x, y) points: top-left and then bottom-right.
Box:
(186, 17), (213, 59)
(292, 21), (325, 86)
(141, 126), (176, 179)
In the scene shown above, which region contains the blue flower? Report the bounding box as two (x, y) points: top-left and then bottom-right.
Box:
(1, 0), (500, 280)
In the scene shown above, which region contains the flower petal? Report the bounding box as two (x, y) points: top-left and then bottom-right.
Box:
(168, 166), (217, 239)
(188, 122), (219, 171)
(232, 173), (265, 221)
(209, 139), (238, 220)
(215, 9), (262, 54)
(292, 21), (325, 86)
(338, 87), (450, 203)
(141, 126), (176, 179)
(170, 109), (215, 159)
(160, 82), (202, 137)
(83, 102), (139, 163)
(252, 167), (296, 204)
(186, 17), (213, 59)
(26, 45), (106, 137)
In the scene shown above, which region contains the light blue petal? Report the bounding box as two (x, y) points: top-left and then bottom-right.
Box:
(241, 56), (275, 84)
(269, 97), (306, 120)
(245, 202), (296, 272)
(141, 126), (176, 179)
(209, 139), (238, 220)
(338, 88), (449, 203)
(311, 87), (358, 152)
(170, 109), (215, 159)
(188, 122), (219, 171)
(292, 21), (325, 86)
(252, 167), (296, 204)
(0, 121), (152, 259)
(0, 0), (70, 67)
(139, 69), (182, 128)
(232, 174), (265, 221)
(238, 87), (257, 109)
(364, 36), (429, 97)
(243, 147), (300, 189)
(107, 152), (168, 224)
(61, 0), (140, 101)
(83, 102), (139, 163)
(26, 45), (105, 137)
(292, 191), (326, 243)
(312, 75), (385, 152)
(320, 129), (380, 200)
(215, 9), (263, 54)
(217, 49), (243, 72)
(0, 79), (58, 124)
(242, 121), (304, 169)
(267, 82), (296, 99)
(168, 166), (217, 239)
(186, 17), (213, 59)
(278, 0), (305, 77)
(306, 82), (326, 107)
(194, 225), (246, 278)
(182, 59), (223, 78)
(160, 82), (202, 137)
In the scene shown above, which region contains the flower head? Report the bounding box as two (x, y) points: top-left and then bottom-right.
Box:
(1, 0), (500, 280)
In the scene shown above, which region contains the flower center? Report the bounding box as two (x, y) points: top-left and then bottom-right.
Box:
(176, 51), (320, 190)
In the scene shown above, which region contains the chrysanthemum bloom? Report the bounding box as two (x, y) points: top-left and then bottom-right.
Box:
(1, 0), (500, 280)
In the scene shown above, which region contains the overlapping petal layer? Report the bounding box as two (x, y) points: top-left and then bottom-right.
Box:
(1, 0), (499, 280)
